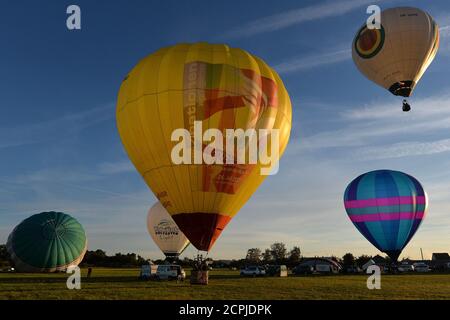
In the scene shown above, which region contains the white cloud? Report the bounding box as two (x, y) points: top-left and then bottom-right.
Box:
(274, 49), (351, 74)
(356, 138), (450, 160)
(13, 168), (99, 184)
(0, 104), (114, 149)
(295, 92), (450, 151)
(441, 25), (450, 37)
(97, 161), (135, 174)
(223, 0), (386, 38)
(342, 93), (450, 120)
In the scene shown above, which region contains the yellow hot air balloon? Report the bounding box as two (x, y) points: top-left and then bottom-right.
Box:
(116, 43), (292, 251)
(352, 7), (439, 111)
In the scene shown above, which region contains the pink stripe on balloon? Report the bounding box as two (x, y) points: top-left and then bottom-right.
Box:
(349, 211), (426, 223)
(345, 196), (426, 209)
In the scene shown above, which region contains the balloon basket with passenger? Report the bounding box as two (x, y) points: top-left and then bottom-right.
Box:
(190, 254), (209, 285)
(352, 7), (439, 114)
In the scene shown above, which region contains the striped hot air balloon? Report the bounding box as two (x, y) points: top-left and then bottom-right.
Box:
(6, 212), (87, 272)
(343, 170), (427, 262)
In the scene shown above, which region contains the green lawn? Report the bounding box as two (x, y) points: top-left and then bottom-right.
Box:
(0, 268), (449, 300)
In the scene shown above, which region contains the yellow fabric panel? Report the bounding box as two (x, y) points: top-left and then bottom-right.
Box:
(116, 43), (292, 223)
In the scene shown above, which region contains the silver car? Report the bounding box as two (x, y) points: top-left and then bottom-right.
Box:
(413, 263), (431, 272)
(398, 264), (414, 272)
(240, 266), (266, 277)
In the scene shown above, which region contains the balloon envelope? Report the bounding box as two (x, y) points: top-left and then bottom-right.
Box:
(352, 7), (439, 97)
(116, 43), (292, 251)
(7, 212), (87, 272)
(147, 202), (190, 258)
(344, 170), (427, 261)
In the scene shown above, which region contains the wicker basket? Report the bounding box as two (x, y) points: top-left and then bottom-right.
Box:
(190, 270), (209, 285)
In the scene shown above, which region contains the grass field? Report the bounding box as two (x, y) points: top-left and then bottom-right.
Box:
(0, 268), (449, 300)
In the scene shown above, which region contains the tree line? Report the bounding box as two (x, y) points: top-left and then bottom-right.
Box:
(240, 243), (393, 269)
(0, 243), (392, 269)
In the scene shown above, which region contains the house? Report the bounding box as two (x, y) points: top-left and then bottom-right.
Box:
(211, 260), (233, 268)
(431, 253), (450, 270)
(432, 253), (450, 261)
(297, 257), (342, 274)
(361, 255), (388, 272)
(362, 259), (376, 271)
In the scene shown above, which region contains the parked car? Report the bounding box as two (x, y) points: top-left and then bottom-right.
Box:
(240, 266), (266, 277)
(265, 265), (288, 277)
(413, 262), (431, 273)
(315, 263), (339, 273)
(398, 264), (414, 272)
(151, 264), (186, 280)
(344, 266), (361, 273)
(292, 264), (314, 275)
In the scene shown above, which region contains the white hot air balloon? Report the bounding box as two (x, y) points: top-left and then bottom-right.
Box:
(352, 7), (439, 111)
(147, 202), (190, 259)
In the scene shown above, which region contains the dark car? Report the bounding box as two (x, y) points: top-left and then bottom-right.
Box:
(292, 264), (314, 275)
(265, 265), (288, 277)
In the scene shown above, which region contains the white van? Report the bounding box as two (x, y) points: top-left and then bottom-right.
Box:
(139, 264), (158, 280)
(154, 264), (186, 280)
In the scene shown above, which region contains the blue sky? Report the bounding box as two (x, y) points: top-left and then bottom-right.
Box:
(1, 0), (449, 260)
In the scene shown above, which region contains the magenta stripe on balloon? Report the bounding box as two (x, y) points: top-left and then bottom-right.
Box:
(349, 211), (426, 222)
(345, 196), (426, 209)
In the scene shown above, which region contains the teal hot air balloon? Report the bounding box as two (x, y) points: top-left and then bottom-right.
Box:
(6, 212), (87, 272)
(344, 170), (427, 262)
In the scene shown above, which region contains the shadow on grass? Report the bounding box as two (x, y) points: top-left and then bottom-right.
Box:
(207, 274), (241, 280)
(0, 276), (142, 284)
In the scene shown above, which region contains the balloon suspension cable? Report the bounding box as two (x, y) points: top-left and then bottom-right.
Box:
(193, 251), (209, 271)
(402, 99), (411, 112)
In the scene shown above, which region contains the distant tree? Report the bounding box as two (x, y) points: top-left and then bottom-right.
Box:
(0, 245), (10, 261)
(82, 249), (107, 266)
(356, 255), (372, 267)
(262, 249), (272, 263)
(181, 257), (193, 267)
(82, 249), (147, 267)
(330, 256), (340, 263)
(270, 242), (287, 263)
(342, 253), (355, 266)
(288, 246), (301, 265)
(245, 248), (262, 263)
(0, 244), (11, 267)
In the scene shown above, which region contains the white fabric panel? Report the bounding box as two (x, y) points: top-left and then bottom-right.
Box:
(352, 7), (439, 95)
